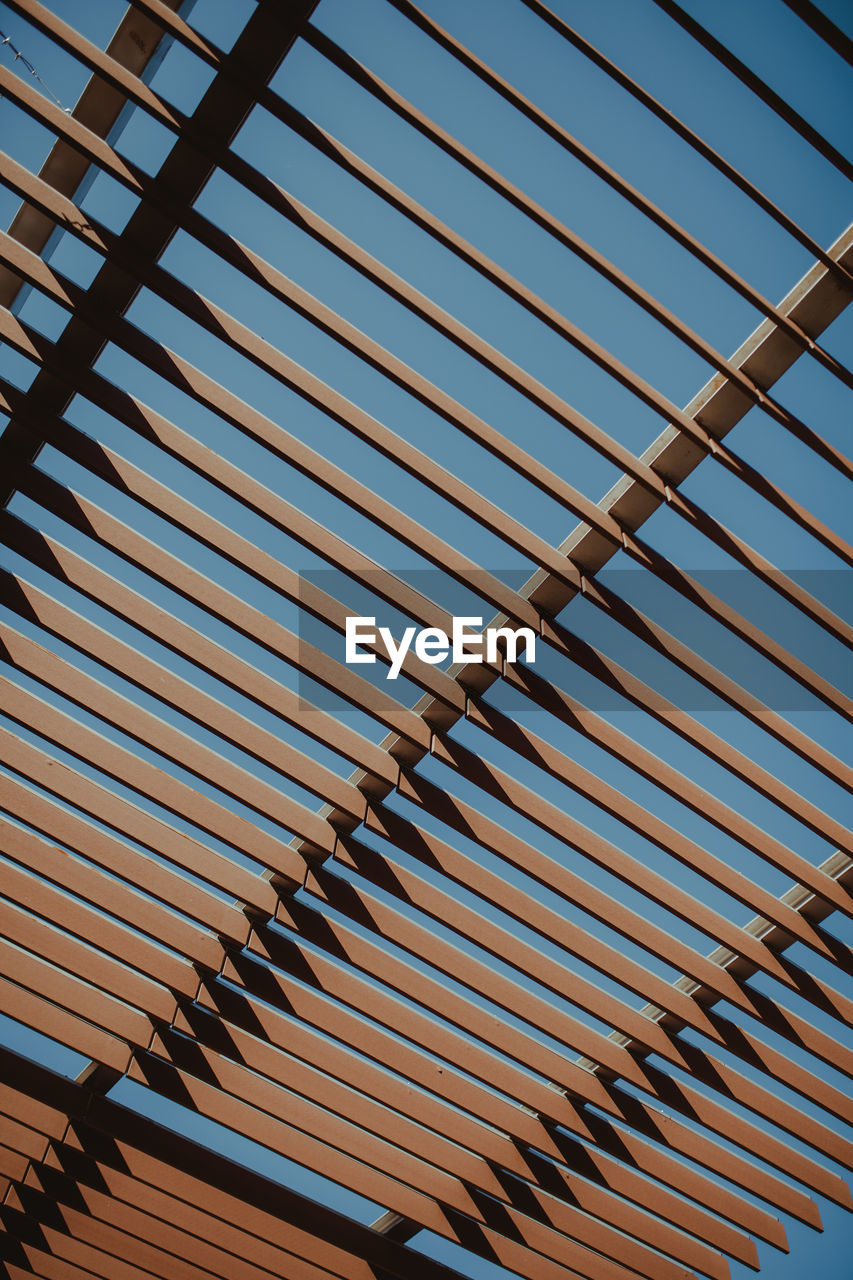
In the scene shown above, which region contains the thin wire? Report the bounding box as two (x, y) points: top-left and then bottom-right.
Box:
(0, 27), (71, 113)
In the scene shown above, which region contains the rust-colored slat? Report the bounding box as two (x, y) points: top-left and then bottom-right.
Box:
(53, 141), (853, 604)
(191, 969), (759, 1267)
(244, 917), (817, 1230)
(441, 713), (851, 943)
(0, 564), (399, 800)
(0, 895), (178, 1022)
(393, 0), (853, 316)
(0, 189), (646, 505)
(21, 1180), (257, 1280)
(0, 675), (326, 874)
(0, 0), (635, 555)
(10, 1209), (200, 1280)
(7, 508), (845, 1039)
(0, 618), (365, 828)
(68, 1131), (463, 1280)
(124, 0), (853, 439)
(363, 805), (759, 1022)
(162, 1008), (717, 1280)
(3, 252), (847, 799)
(0, 0), (849, 1267)
(0, 787), (248, 945)
(3, 399), (840, 921)
(521, 0), (849, 270)
(251, 901), (836, 1219)
(9, 2), (662, 554)
(651, 0), (853, 181)
(2, 1043), (787, 1261)
(0, 1084), (68, 1143)
(217, 949), (781, 1251)
(303, 860), (853, 1146)
(0, 937), (151, 1050)
(128, 0), (222, 67)
(9, 405), (844, 947)
(128, 1048), (642, 1280)
(5, 0), (182, 135)
(5, 0), (184, 133)
(4, 1254), (109, 1280)
(0, 971), (131, 1075)
(175, 202), (852, 544)
(0, 859), (196, 1000)
(303, 21), (853, 377)
(124, 1051), (492, 1245)
(155, 1015), (516, 1212)
(32, 1163), (338, 1280)
(507, 624), (850, 858)
(576, 851), (853, 1085)
(2, 6), (824, 530)
(215, 102), (853, 583)
(0, 0), (321, 509)
(1, 160), (849, 708)
(4, 409), (845, 1018)
(0, 563), (409, 784)
(6, 431), (847, 931)
(126, 1049), (494, 1259)
(577, 576), (853, 789)
(624, 532), (853, 720)
(0, 137), (614, 550)
(17, 408), (846, 933)
(3, 18), (845, 655)
(0, 728), (280, 914)
(0, 1046), (466, 1280)
(9, 457), (833, 992)
(367, 803), (849, 1050)
(14, 460), (835, 1100)
(0, 498), (445, 744)
(6, 461), (463, 728)
(665, 481), (853, 647)
(0, 1144), (29, 1183)
(0, 0), (187, 313)
(332, 835), (853, 1087)
(0, 337), (505, 718)
(3, 227), (846, 731)
(0, 814), (223, 971)
(262, 98), (853, 468)
(246, 112), (853, 635)
(0, 238), (581, 622)
(495, 658), (853, 882)
(8, 71), (843, 579)
(22, 424), (474, 708)
(0, 1114), (50, 1162)
(40, 1148), (405, 1280)
(394, 768), (836, 1000)
(0, 62), (144, 197)
(8, 450), (845, 1029)
(173, 993), (725, 1278)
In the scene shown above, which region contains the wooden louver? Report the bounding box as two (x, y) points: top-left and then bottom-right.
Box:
(0, 1), (851, 1278)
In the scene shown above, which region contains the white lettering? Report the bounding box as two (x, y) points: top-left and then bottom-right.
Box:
(344, 616), (536, 678)
(452, 616), (484, 665)
(345, 616), (376, 664)
(485, 626), (537, 665)
(379, 625), (417, 679)
(415, 627), (450, 664)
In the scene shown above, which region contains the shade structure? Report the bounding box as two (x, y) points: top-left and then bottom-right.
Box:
(0, 1), (851, 1277)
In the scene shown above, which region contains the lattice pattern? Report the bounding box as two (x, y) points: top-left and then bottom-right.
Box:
(0, 2), (851, 1278)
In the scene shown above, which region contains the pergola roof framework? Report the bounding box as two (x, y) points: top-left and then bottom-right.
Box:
(0, 2), (850, 1278)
